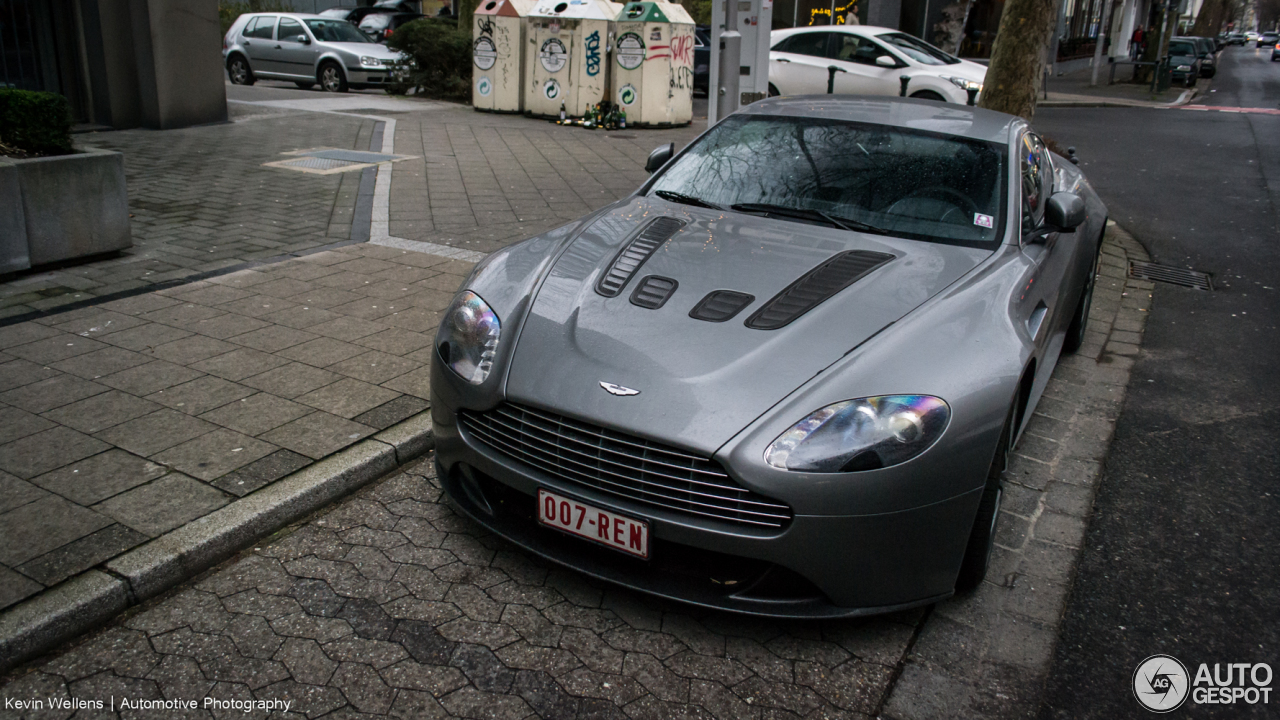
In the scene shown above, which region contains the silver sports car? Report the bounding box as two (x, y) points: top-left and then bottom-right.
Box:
(430, 96), (1105, 618)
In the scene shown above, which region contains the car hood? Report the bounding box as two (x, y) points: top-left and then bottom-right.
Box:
(324, 42), (402, 60)
(504, 197), (992, 455)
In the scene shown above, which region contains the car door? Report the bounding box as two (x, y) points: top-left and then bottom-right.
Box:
(273, 17), (319, 79)
(769, 31), (836, 94)
(240, 15), (278, 74)
(827, 33), (903, 96)
(1016, 131), (1079, 370)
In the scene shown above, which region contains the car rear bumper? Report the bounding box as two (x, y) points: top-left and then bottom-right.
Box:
(432, 401), (979, 618)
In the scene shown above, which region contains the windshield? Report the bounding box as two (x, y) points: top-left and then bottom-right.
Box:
(304, 18), (370, 42)
(876, 32), (960, 65)
(650, 115), (1006, 246)
(360, 14), (393, 29)
(1167, 40), (1197, 56)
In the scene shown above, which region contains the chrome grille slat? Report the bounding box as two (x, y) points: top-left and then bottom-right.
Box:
(485, 409), (738, 485)
(461, 403), (794, 529)
(465, 416), (790, 515)
(464, 424), (790, 525)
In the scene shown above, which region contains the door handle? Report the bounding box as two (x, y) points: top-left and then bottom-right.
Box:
(776, 58), (790, 63)
(274, 44), (282, 49)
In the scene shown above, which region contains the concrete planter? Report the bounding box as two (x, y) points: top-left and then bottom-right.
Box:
(0, 147), (131, 273)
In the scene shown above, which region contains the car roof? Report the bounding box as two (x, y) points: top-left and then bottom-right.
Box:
(737, 95), (1020, 144)
(242, 12), (339, 20)
(772, 25), (904, 38)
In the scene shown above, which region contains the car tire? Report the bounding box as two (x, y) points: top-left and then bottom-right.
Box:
(295, 81), (316, 89)
(319, 62), (349, 93)
(1063, 229), (1103, 354)
(955, 396), (1019, 593)
(227, 55), (255, 86)
(768, 83), (780, 97)
(910, 90), (946, 102)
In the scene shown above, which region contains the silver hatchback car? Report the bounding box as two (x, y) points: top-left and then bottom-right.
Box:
(223, 13), (405, 92)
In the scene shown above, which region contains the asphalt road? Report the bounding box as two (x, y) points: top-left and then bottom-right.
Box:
(1033, 46), (1280, 717)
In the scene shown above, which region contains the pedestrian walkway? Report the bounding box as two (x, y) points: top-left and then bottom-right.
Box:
(1040, 64), (1202, 107)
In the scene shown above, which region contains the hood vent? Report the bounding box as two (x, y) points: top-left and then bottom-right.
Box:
(690, 290), (755, 322)
(746, 250), (895, 330)
(596, 216), (686, 298)
(630, 276), (679, 309)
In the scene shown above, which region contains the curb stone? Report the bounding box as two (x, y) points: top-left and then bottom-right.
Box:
(0, 411), (435, 673)
(880, 222), (1153, 719)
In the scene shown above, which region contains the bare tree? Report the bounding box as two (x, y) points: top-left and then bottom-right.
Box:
(977, 0), (1058, 120)
(1190, 0), (1228, 36)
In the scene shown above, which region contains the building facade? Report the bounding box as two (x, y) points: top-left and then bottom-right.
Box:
(1, 0), (227, 130)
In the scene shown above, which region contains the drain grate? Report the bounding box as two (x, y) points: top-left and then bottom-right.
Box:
(1128, 261), (1213, 290)
(276, 156), (365, 171)
(264, 147), (415, 175)
(305, 149), (408, 163)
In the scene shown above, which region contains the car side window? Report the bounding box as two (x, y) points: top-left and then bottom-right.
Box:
(278, 17), (305, 43)
(1020, 133), (1051, 235)
(244, 16), (276, 39)
(828, 35), (889, 65)
(776, 32), (832, 58)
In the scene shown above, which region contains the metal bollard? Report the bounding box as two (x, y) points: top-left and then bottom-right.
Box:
(899, 76), (910, 97)
(826, 65), (847, 94)
(966, 87), (978, 106)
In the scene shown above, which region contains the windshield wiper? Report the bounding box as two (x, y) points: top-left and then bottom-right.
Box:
(730, 203), (888, 235)
(655, 190), (723, 210)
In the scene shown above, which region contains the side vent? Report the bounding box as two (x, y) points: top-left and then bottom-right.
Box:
(689, 290), (755, 322)
(630, 276), (679, 309)
(746, 250), (895, 330)
(596, 216), (686, 297)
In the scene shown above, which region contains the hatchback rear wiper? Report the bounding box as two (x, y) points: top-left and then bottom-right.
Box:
(655, 190), (723, 210)
(731, 203), (888, 235)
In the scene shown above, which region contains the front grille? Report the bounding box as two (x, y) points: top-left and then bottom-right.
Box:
(459, 403), (793, 529)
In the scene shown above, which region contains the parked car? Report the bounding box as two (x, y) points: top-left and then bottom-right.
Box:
(358, 12), (425, 43)
(1260, 31), (1279, 49)
(223, 13), (405, 92)
(768, 25), (986, 104)
(694, 26), (710, 96)
(1177, 36), (1217, 77)
(1166, 38), (1201, 87)
(431, 96), (1106, 617)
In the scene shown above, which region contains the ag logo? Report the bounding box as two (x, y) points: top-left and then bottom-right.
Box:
(476, 76), (492, 97)
(473, 36), (497, 70)
(1133, 655), (1190, 713)
(543, 78), (561, 100)
(540, 37), (567, 72)
(618, 84), (637, 106)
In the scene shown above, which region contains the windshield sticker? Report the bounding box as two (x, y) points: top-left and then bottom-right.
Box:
(974, 213), (994, 228)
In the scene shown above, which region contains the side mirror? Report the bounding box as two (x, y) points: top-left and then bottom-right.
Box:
(645, 143), (674, 173)
(875, 55), (895, 67)
(1045, 192), (1086, 233)
(298, 35), (311, 44)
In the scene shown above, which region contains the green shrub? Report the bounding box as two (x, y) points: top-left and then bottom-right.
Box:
(385, 19), (473, 101)
(0, 89), (73, 156)
(218, 0), (295, 36)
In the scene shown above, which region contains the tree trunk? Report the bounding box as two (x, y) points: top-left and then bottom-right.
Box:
(977, 0), (1059, 120)
(1189, 0), (1226, 36)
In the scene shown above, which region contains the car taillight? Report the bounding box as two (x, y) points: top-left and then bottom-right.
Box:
(385, 28), (393, 38)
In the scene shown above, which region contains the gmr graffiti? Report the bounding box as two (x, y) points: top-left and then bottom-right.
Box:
(584, 31), (601, 76)
(671, 34), (694, 65)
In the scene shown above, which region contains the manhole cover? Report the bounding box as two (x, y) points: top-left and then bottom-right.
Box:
(305, 149), (408, 163)
(1129, 261), (1213, 290)
(277, 156), (365, 171)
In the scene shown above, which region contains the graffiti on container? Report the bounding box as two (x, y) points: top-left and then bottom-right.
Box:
(669, 65), (693, 92)
(585, 30), (601, 76)
(671, 34), (694, 65)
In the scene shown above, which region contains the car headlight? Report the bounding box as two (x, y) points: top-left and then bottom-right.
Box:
(360, 56), (383, 68)
(764, 395), (950, 472)
(436, 291), (500, 385)
(1176, 65), (1191, 71)
(946, 76), (982, 92)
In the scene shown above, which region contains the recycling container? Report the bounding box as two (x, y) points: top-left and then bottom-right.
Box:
(524, 0), (623, 118)
(611, 0), (695, 126)
(473, 0), (537, 112)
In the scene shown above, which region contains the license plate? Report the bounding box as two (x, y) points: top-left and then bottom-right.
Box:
(537, 489), (649, 559)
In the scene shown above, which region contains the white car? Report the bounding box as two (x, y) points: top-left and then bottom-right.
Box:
(769, 25), (987, 105)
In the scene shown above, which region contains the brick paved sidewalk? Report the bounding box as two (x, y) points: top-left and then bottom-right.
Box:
(0, 455), (917, 720)
(0, 244), (472, 613)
